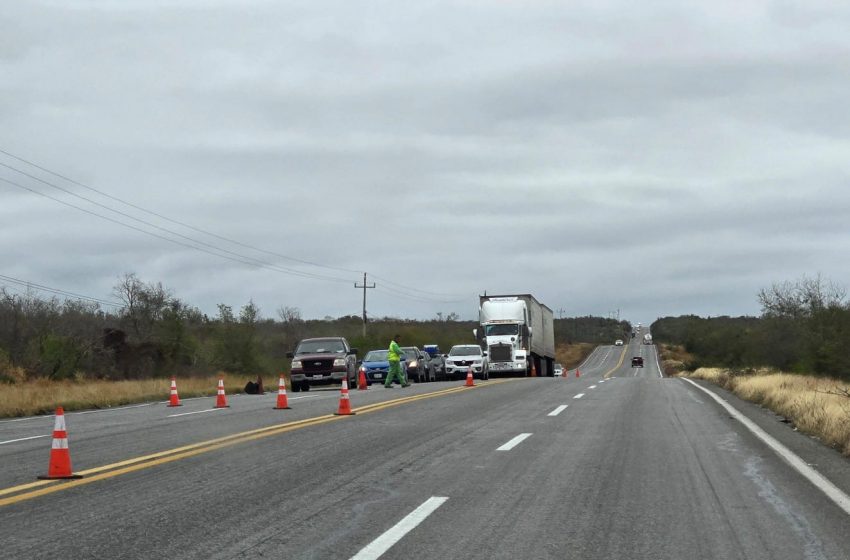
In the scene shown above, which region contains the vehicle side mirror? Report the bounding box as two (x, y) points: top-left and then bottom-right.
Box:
(442, 354), (448, 358)
(483, 351), (488, 356)
(286, 351), (294, 358)
(349, 348), (358, 355)
(472, 328), (478, 338)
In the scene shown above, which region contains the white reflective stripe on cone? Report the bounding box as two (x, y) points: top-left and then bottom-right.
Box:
(54, 415), (66, 431)
(52, 438), (69, 449)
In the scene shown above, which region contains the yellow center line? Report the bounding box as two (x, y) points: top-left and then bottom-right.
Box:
(603, 345), (628, 379)
(0, 379), (515, 507)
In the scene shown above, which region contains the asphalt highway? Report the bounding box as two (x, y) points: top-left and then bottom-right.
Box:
(2, 338), (850, 559)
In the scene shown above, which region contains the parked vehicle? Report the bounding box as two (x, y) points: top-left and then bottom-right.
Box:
(444, 344), (489, 380)
(423, 344), (446, 380)
(631, 356), (644, 368)
(553, 363), (564, 376)
(401, 346), (432, 383)
(287, 337), (358, 392)
(358, 349), (397, 385)
(475, 294), (556, 376)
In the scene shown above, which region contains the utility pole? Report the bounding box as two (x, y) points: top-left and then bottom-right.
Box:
(354, 273), (376, 337)
(557, 307), (566, 319)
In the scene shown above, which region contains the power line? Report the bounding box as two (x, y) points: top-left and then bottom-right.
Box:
(0, 273), (122, 308)
(0, 148), (471, 301)
(0, 175), (354, 285)
(0, 164), (354, 285)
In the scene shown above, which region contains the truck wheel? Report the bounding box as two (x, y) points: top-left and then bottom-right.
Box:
(301, 381), (310, 392)
(292, 383), (301, 393)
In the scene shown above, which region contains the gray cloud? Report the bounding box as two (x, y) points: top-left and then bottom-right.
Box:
(2, 1), (850, 324)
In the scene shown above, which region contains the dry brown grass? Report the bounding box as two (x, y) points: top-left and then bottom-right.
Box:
(555, 343), (595, 370)
(688, 368), (850, 456)
(658, 344), (695, 376)
(0, 374), (274, 418)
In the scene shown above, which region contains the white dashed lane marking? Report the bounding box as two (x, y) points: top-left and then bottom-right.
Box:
(497, 433), (532, 451)
(350, 497), (449, 560)
(548, 405), (568, 417)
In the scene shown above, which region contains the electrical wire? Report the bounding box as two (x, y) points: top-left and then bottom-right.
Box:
(0, 148), (471, 301)
(0, 164), (354, 284)
(0, 273), (123, 308)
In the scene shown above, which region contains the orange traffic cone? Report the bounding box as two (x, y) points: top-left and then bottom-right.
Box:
(531, 362), (537, 377)
(214, 375), (229, 408)
(464, 367), (475, 387)
(357, 369), (368, 391)
(38, 407), (83, 480)
(167, 376), (182, 407)
(274, 374), (291, 409)
(575, 368), (581, 378)
(334, 377), (355, 415)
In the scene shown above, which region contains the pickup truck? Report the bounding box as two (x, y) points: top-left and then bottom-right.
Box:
(287, 337), (358, 392)
(631, 356), (644, 368)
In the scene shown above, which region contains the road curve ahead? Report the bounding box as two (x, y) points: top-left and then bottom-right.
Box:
(1, 337), (849, 559)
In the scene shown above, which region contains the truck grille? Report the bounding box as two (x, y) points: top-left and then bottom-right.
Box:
(303, 359), (333, 372)
(489, 344), (512, 362)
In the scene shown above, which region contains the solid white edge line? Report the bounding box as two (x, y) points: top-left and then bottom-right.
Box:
(497, 433), (532, 451)
(0, 434), (50, 446)
(682, 378), (850, 517)
(653, 344), (663, 378)
(548, 405), (568, 417)
(573, 393), (585, 400)
(350, 497), (448, 560)
(167, 408), (226, 418)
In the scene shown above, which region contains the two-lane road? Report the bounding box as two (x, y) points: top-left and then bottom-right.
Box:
(2, 339), (849, 559)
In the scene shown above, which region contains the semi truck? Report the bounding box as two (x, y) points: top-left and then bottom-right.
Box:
(643, 333), (653, 345)
(475, 294), (556, 377)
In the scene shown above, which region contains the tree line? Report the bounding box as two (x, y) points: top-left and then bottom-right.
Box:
(651, 276), (850, 380)
(0, 273), (628, 383)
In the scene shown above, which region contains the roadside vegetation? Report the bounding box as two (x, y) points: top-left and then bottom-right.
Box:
(654, 276), (850, 456)
(686, 368), (850, 456)
(0, 273), (630, 417)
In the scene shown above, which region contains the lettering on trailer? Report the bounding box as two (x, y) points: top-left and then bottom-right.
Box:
(488, 297), (518, 302)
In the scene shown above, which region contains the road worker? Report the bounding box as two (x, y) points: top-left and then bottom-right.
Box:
(385, 334), (410, 388)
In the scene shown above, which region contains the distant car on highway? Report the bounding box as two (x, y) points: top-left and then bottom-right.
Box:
(444, 344), (489, 380)
(631, 356), (644, 368)
(553, 363), (564, 376)
(287, 337), (358, 392)
(615, 339), (624, 346)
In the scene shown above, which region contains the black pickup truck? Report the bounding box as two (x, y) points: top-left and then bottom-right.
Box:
(631, 356), (644, 368)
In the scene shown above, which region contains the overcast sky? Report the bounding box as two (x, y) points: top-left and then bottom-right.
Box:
(2, 1), (849, 324)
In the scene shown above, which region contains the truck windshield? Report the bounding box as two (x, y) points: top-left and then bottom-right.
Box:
(296, 340), (346, 354)
(485, 324), (518, 336)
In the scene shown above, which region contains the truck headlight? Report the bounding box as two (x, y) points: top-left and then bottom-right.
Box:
(291, 360), (302, 369)
(333, 358), (346, 366)
(409, 360), (418, 368)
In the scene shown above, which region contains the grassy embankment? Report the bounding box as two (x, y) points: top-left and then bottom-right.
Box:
(659, 345), (850, 456)
(0, 343), (597, 418)
(0, 375), (255, 418)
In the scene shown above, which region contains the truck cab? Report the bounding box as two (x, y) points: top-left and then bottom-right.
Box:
(478, 298), (530, 376)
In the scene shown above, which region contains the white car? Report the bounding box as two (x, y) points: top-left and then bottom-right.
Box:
(553, 363), (564, 376)
(615, 339), (624, 346)
(444, 345), (489, 380)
